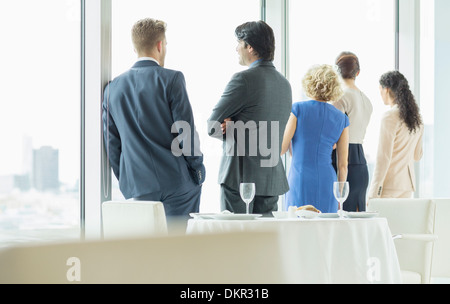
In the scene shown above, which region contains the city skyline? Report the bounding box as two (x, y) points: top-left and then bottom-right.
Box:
(0, 133), (79, 188)
(0, 136), (79, 194)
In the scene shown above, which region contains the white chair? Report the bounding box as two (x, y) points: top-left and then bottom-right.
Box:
(0, 231), (290, 284)
(367, 198), (437, 284)
(431, 199), (450, 283)
(101, 200), (168, 239)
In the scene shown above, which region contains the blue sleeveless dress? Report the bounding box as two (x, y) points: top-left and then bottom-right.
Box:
(285, 100), (349, 213)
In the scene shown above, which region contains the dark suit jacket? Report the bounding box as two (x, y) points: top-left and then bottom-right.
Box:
(207, 60), (292, 196)
(102, 60), (205, 199)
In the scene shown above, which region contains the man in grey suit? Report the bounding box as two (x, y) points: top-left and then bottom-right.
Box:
(102, 18), (205, 222)
(207, 21), (292, 215)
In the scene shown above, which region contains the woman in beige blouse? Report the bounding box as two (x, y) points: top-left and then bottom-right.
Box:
(368, 71), (424, 199)
(332, 52), (373, 212)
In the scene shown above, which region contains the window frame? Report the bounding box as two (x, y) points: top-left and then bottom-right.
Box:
(81, 0), (112, 240)
(82, 0), (429, 237)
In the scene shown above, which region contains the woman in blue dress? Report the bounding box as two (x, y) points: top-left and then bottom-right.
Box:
(281, 64), (349, 213)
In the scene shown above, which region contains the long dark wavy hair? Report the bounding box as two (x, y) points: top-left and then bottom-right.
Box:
(379, 71), (422, 133)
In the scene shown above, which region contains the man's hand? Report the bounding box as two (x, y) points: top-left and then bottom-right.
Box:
(221, 118), (232, 134)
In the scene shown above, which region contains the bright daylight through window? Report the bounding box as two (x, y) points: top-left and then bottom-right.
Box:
(288, 0), (395, 201)
(110, 0), (261, 212)
(1, 0), (442, 244)
(0, 0), (80, 245)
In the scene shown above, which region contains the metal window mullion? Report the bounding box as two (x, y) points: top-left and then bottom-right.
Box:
(80, 0), (86, 240)
(395, 0), (400, 70)
(82, 0), (112, 240)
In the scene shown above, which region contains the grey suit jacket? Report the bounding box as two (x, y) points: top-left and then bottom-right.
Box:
(207, 60), (292, 196)
(102, 60), (205, 199)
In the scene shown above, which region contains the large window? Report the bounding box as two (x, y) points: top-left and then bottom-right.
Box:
(288, 0), (396, 194)
(2, 1), (445, 246)
(110, 0), (261, 212)
(0, 0), (80, 246)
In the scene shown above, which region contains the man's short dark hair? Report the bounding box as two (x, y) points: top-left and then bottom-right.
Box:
(235, 21), (275, 62)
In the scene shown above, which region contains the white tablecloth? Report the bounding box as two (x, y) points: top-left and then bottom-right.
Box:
(187, 217), (402, 284)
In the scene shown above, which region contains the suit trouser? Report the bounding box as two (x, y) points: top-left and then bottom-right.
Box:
(135, 184), (202, 233)
(220, 183), (278, 216)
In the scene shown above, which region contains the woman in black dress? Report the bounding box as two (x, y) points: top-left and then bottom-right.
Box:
(332, 52), (373, 212)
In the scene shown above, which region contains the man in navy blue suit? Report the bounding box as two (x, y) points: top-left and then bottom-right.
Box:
(102, 18), (205, 223)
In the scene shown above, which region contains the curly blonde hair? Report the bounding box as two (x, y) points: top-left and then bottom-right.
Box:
(302, 64), (343, 102)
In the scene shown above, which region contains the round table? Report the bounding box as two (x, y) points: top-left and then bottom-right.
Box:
(187, 216), (402, 284)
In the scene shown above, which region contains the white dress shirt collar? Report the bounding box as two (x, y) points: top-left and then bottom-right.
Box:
(137, 57), (160, 65)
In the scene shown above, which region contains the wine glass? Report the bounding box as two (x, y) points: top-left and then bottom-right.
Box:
(240, 183), (255, 214)
(333, 181), (349, 217)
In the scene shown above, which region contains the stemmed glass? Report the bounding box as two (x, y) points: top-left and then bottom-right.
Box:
(333, 181), (349, 218)
(240, 182), (255, 214)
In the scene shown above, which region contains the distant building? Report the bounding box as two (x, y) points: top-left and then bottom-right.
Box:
(33, 146), (59, 192)
(22, 135), (33, 176)
(0, 175), (14, 193)
(14, 174), (31, 192)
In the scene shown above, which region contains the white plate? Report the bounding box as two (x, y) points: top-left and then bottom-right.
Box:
(189, 213), (218, 219)
(211, 213), (263, 220)
(272, 211), (290, 219)
(296, 210), (319, 219)
(317, 213), (339, 218)
(346, 212), (379, 218)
